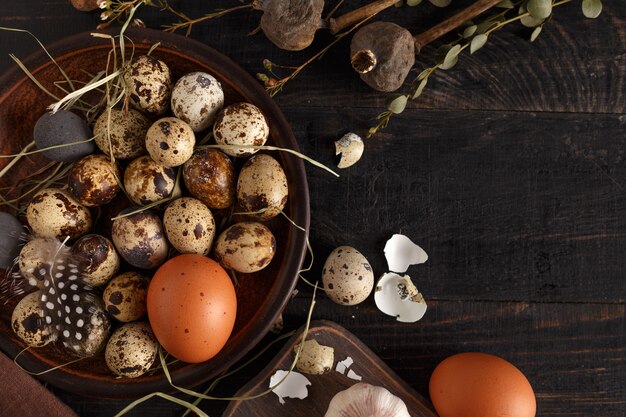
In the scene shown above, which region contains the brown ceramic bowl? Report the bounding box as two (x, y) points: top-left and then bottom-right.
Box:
(0, 28), (309, 398)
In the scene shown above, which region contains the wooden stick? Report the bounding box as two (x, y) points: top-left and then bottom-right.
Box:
(413, 0), (502, 53)
(329, 0), (398, 34)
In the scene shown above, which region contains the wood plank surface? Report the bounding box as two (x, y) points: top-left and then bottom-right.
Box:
(0, 0), (624, 416)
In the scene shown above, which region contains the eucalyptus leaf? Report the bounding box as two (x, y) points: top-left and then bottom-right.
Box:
(436, 44), (461, 70)
(386, 94), (408, 114)
(470, 34), (488, 54)
(520, 4), (545, 28)
(412, 78), (428, 99)
(496, 0), (515, 8)
(530, 25), (542, 42)
(407, 0), (423, 6)
(463, 25), (478, 38)
(417, 68), (430, 81)
(428, 0), (452, 7)
(582, 0), (602, 18)
(527, 0), (552, 19)
(476, 21), (498, 34)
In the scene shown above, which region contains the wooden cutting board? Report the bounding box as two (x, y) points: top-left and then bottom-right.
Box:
(222, 320), (438, 417)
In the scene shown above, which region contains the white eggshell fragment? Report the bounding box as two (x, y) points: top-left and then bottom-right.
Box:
(72, 234), (120, 287)
(163, 197), (216, 255)
(374, 272), (427, 323)
(214, 102), (269, 157)
(105, 321), (158, 378)
(214, 222), (276, 273)
(93, 108), (150, 159)
(124, 156), (177, 205)
(111, 210), (169, 269)
(335, 356), (354, 375)
(124, 55), (172, 116)
(237, 154), (288, 220)
(145, 117), (196, 167)
(11, 291), (53, 347)
(103, 272), (149, 322)
(171, 72), (224, 132)
(335, 132), (364, 169)
(26, 188), (92, 240)
(322, 246), (374, 306)
(384, 234), (428, 273)
(269, 370), (311, 405)
(293, 339), (334, 375)
(0, 212), (25, 270)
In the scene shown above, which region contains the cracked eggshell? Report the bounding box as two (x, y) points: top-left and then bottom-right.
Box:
(163, 197), (215, 255)
(322, 246), (374, 306)
(374, 272), (427, 323)
(237, 154), (288, 220)
(111, 210), (169, 269)
(68, 154), (120, 207)
(214, 222), (276, 273)
(72, 234), (120, 287)
(183, 149), (235, 209)
(213, 102), (269, 157)
(11, 291), (53, 347)
(145, 117), (196, 167)
(26, 188), (92, 240)
(293, 339), (334, 375)
(171, 72), (224, 132)
(105, 321), (158, 378)
(124, 55), (172, 116)
(384, 234), (428, 273)
(269, 370), (311, 405)
(124, 156), (177, 205)
(335, 132), (364, 169)
(94, 108), (149, 160)
(103, 272), (149, 322)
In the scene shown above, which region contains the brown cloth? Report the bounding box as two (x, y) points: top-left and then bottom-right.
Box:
(0, 352), (78, 417)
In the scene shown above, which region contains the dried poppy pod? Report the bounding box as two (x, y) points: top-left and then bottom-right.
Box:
(253, 0), (325, 51)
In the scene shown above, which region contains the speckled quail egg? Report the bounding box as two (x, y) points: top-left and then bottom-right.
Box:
(72, 234), (120, 287)
(0, 212), (25, 270)
(171, 72), (224, 132)
(213, 102), (269, 157)
(64, 296), (111, 358)
(322, 246), (374, 306)
(93, 108), (149, 160)
(163, 197), (216, 255)
(33, 110), (96, 162)
(183, 149), (235, 209)
(124, 55), (172, 116)
(68, 154), (120, 207)
(124, 156), (177, 206)
(237, 154), (288, 220)
(105, 321), (158, 378)
(145, 117), (195, 167)
(19, 238), (65, 288)
(26, 188), (92, 240)
(103, 272), (149, 322)
(111, 209), (169, 269)
(11, 291), (53, 347)
(214, 222), (276, 273)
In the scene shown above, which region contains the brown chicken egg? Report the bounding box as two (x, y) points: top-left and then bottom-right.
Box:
(72, 234), (120, 287)
(237, 154), (288, 220)
(183, 149), (235, 209)
(103, 272), (149, 322)
(163, 197), (216, 255)
(26, 188), (92, 240)
(68, 154), (120, 207)
(213, 102), (269, 157)
(124, 55), (172, 116)
(214, 222), (276, 273)
(145, 117), (195, 167)
(111, 209), (169, 269)
(124, 156), (177, 206)
(93, 108), (149, 160)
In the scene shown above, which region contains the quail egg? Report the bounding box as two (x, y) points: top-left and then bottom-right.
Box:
(213, 102), (269, 157)
(214, 222), (276, 273)
(124, 155), (177, 205)
(93, 108), (149, 160)
(105, 321), (159, 378)
(183, 149), (235, 209)
(111, 209), (169, 269)
(124, 55), (172, 116)
(163, 197), (216, 255)
(11, 291), (53, 347)
(322, 246), (374, 306)
(33, 110), (96, 162)
(18, 237), (64, 288)
(145, 117), (195, 167)
(68, 154), (120, 207)
(26, 188), (92, 240)
(237, 154), (288, 219)
(64, 296), (111, 358)
(103, 272), (149, 322)
(72, 234), (120, 286)
(171, 72), (224, 132)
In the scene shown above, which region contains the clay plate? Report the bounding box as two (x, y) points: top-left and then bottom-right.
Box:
(0, 28), (309, 398)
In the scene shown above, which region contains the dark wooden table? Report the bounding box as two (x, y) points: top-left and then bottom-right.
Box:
(1, 1), (625, 416)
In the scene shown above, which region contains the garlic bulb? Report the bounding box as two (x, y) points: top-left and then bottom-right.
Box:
(324, 383), (410, 417)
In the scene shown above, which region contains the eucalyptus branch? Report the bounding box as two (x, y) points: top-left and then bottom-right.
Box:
(368, 0), (603, 137)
